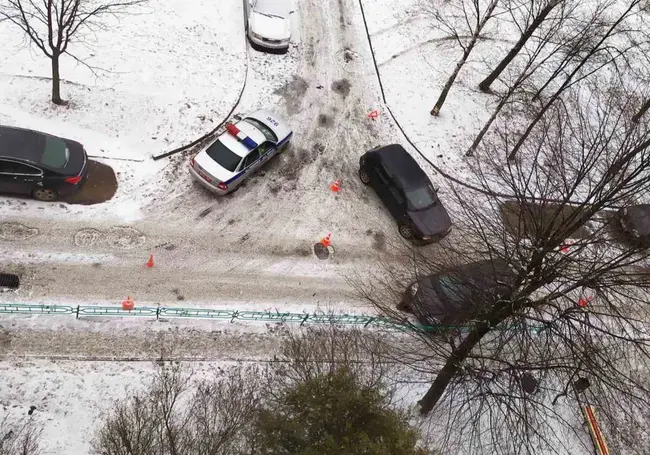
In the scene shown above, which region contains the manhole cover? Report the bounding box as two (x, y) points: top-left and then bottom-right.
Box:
(74, 228), (102, 247)
(103, 227), (146, 250)
(313, 243), (334, 260)
(0, 273), (20, 289)
(336, 48), (364, 74)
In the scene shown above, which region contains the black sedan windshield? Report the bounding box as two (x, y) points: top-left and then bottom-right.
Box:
(405, 186), (436, 211)
(205, 140), (242, 172)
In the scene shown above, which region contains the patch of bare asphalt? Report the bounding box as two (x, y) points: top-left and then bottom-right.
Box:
(274, 75), (309, 114)
(63, 160), (117, 206)
(318, 113), (334, 128)
(332, 78), (352, 97)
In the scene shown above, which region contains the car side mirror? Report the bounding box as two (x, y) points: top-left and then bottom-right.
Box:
(289, 10), (295, 13)
(232, 114), (242, 121)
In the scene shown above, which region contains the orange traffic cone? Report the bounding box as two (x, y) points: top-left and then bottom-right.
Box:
(122, 296), (135, 311)
(329, 180), (341, 193)
(146, 254), (154, 268)
(320, 233), (332, 248)
(367, 109), (380, 120)
(577, 295), (594, 308)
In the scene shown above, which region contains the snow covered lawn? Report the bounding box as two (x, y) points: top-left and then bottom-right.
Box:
(0, 0), (248, 220)
(0, 359), (243, 454)
(362, 0), (517, 188)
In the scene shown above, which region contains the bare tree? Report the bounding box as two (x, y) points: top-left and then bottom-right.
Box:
(355, 84), (650, 454)
(422, 0), (501, 116)
(185, 367), (260, 455)
(506, 0), (645, 160)
(466, 0), (577, 155)
(269, 324), (394, 390)
(0, 416), (41, 455)
(478, 0), (565, 93)
(92, 327), (398, 455)
(92, 361), (260, 455)
(469, 0), (650, 157)
(0, 0), (145, 105)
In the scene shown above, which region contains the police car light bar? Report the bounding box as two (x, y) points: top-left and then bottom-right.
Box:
(242, 137), (258, 149)
(225, 122), (258, 149)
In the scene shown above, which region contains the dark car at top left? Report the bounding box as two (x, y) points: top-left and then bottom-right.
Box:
(0, 125), (88, 201)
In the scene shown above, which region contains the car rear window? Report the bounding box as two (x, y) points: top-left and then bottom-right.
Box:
(205, 140), (242, 172)
(40, 136), (69, 168)
(405, 186), (436, 211)
(243, 118), (278, 143)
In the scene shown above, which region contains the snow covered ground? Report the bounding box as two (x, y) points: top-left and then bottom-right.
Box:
(0, 0), (412, 449)
(0, 0), (622, 453)
(0, 0), (248, 220)
(0, 360), (255, 454)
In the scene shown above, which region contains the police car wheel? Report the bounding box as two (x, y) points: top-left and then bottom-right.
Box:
(358, 167), (370, 185)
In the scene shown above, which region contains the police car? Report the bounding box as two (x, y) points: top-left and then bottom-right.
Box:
(189, 110), (292, 194)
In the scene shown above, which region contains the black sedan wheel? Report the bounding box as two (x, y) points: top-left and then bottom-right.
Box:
(398, 222), (413, 239)
(32, 188), (58, 202)
(358, 167), (371, 185)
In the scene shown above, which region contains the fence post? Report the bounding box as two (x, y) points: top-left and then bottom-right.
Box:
(364, 317), (375, 327)
(75, 305), (80, 319)
(156, 307), (160, 321)
(300, 313), (310, 326)
(230, 311), (239, 323)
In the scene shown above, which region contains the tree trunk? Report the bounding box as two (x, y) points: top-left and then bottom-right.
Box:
(479, 0), (561, 93)
(431, 0), (499, 116)
(431, 50), (473, 116)
(632, 98), (650, 123)
(51, 54), (63, 105)
(418, 324), (491, 414)
(466, 92), (510, 156)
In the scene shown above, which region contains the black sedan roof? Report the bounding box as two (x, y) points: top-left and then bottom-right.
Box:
(414, 258), (515, 325)
(375, 144), (430, 190)
(0, 126), (46, 163)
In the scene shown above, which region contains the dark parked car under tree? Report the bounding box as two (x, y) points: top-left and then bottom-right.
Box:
(358, 144), (452, 242)
(399, 258), (516, 328)
(0, 126), (87, 201)
(618, 204), (650, 246)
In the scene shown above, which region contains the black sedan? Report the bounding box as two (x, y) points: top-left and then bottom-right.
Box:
(0, 126), (87, 201)
(618, 204), (650, 246)
(358, 144), (452, 242)
(398, 259), (515, 327)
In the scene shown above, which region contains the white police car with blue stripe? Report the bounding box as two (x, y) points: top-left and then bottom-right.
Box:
(189, 110), (292, 195)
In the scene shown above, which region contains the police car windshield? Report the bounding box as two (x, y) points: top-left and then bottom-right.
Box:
(205, 140), (242, 172)
(243, 118), (278, 143)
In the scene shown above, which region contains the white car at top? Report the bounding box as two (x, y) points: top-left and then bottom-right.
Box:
(189, 110), (292, 195)
(245, 0), (292, 51)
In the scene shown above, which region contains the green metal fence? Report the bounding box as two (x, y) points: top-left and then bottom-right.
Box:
(0, 303), (544, 333)
(0, 302), (411, 330)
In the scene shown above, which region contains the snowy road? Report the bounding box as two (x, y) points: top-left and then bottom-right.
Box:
(0, 317), (284, 361)
(1, 0), (441, 315)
